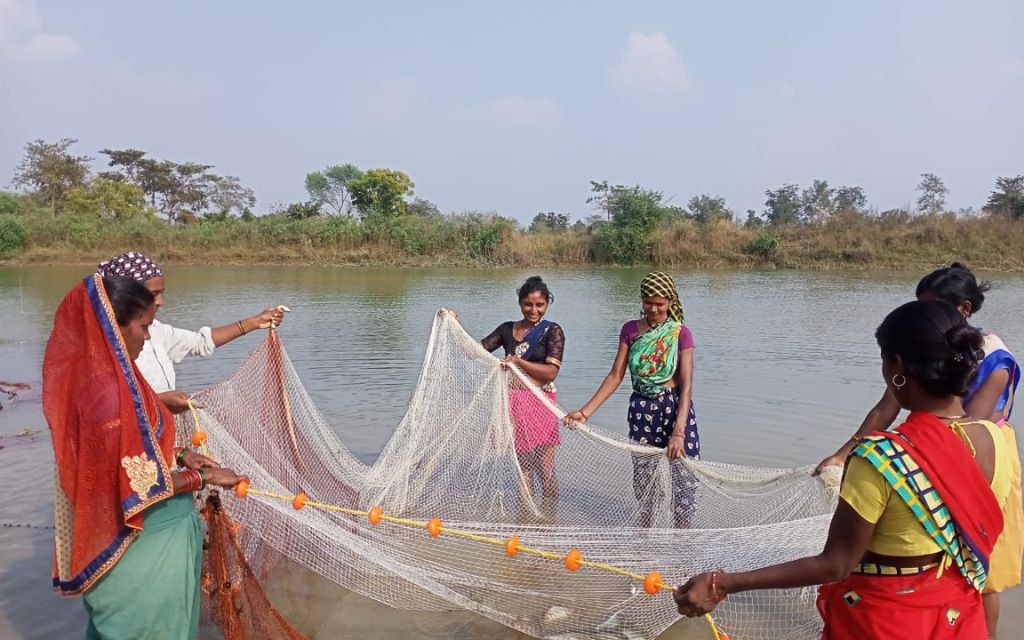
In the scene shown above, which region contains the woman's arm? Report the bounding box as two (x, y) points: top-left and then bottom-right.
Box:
(965, 369), (1010, 422)
(505, 357), (559, 383)
(667, 347), (694, 459)
(566, 342), (629, 422)
(210, 306), (288, 347)
(815, 389), (900, 474)
(674, 500), (875, 617)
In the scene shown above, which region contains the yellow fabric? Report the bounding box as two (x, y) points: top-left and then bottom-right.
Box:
(987, 423), (1023, 593)
(841, 420), (1014, 557)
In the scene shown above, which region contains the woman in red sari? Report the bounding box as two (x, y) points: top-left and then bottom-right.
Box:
(674, 300), (1012, 638)
(44, 274), (247, 639)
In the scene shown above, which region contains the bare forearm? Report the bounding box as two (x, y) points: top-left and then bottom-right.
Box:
(581, 374), (622, 417)
(211, 317), (256, 347)
(722, 554), (849, 595)
(514, 359), (558, 383)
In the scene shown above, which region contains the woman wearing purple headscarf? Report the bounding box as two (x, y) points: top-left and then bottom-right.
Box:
(97, 251), (288, 414)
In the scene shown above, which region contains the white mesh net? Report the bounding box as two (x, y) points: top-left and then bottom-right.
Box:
(183, 313), (839, 640)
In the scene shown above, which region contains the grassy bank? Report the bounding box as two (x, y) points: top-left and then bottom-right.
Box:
(3, 210), (1024, 271)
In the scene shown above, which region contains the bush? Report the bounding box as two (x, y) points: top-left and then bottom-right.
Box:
(750, 232), (780, 259)
(0, 216), (27, 257)
(0, 192), (20, 216)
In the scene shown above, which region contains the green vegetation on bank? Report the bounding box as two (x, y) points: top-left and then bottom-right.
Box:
(2, 138), (1024, 270)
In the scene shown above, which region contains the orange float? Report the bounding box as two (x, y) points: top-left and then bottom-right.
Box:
(368, 505), (382, 525)
(643, 571), (663, 595)
(505, 536), (520, 557)
(234, 479), (250, 498)
(427, 517), (442, 537)
(564, 548), (582, 572)
(292, 492), (307, 510)
(191, 431), (208, 446)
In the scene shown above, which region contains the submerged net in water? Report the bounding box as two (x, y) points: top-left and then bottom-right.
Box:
(183, 313), (838, 640)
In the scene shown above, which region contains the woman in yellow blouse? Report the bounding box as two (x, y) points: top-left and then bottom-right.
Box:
(674, 300), (1012, 639)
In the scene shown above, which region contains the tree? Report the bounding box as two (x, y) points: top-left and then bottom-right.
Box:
(744, 209), (764, 228)
(67, 178), (150, 220)
(99, 148), (147, 184)
(406, 197), (441, 218)
(916, 173), (948, 215)
(764, 184), (803, 225)
(284, 201), (322, 220)
(207, 175), (256, 216)
(800, 180), (833, 223)
(12, 138), (92, 216)
(530, 211), (570, 232)
(984, 176), (1024, 220)
(305, 163), (364, 215)
(833, 185), (868, 214)
(349, 168), (415, 219)
(685, 194), (733, 224)
(161, 162), (216, 222)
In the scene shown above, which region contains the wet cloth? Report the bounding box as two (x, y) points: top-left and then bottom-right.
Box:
(83, 494), (202, 640)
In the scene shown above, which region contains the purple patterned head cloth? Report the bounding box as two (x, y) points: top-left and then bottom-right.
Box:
(97, 251), (163, 282)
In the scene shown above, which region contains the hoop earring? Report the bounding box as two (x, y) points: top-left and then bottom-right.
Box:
(891, 374), (907, 389)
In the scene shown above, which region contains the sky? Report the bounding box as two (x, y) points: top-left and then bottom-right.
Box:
(1, 0), (1022, 223)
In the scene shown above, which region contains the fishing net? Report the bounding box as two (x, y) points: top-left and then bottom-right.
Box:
(199, 492), (307, 640)
(182, 313), (839, 640)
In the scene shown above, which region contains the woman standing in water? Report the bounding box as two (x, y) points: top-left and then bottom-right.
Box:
(44, 274), (247, 638)
(816, 263), (1022, 637)
(97, 251), (288, 414)
(462, 276), (566, 505)
(677, 300), (1012, 639)
(565, 271), (699, 527)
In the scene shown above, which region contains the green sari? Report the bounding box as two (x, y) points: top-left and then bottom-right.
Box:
(627, 320), (682, 397)
(83, 494), (202, 639)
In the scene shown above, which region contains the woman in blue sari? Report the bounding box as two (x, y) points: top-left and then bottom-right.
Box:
(466, 276), (565, 504)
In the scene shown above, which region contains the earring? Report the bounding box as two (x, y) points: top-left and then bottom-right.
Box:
(891, 374), (907, 389)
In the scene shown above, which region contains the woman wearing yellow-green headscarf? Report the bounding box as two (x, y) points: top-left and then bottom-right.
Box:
(566, 272), (699, 527)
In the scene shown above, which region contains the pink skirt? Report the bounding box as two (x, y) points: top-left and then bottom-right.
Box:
(509, 389), (561, 453)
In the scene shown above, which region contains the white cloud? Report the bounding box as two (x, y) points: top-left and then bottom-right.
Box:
(485, 95), (560, 129)
(610, 32), (690, 95)
(0, 0), (80, 60)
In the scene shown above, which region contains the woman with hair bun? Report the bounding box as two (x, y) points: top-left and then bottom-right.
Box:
(816, 262), (1021, 635)
(676, 300), (1012, 639)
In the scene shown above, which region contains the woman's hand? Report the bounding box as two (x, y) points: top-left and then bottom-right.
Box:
(203, 467), (248, 489)
(181, 450), (220, 471)
(252, 305), (290, 330)
(564, 410), (588, 429)
(159, 390), (192, 415)
(673, 572), (720, 617)
(667, 434), (686, 459)
(500, 354), (521, 369)
(438, 308), (460, 323)
(814, 452), (846, 476)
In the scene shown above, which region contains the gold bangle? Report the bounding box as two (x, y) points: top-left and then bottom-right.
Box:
(236, 320), (246, 336)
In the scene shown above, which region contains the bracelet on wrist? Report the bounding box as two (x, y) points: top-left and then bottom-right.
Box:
(197, 468), (207, 491)
(711, 570), (727, 603)
(236, 320), (247, 336)
(175, 447), (188, 467)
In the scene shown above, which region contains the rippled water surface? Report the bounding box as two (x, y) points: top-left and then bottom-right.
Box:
(2, 265), (1022, 638)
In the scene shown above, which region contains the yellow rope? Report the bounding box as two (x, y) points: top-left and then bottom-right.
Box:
(189, 407), (725, 638)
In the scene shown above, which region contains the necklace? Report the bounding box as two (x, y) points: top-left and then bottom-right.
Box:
(936, 413), (969, 420)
